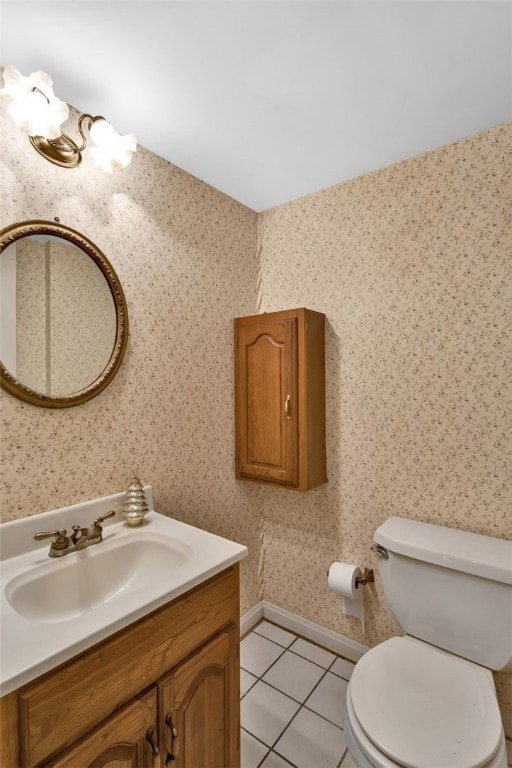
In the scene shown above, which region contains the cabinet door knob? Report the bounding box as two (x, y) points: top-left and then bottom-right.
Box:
(284, 394), (291, 418)
(165, 713), (178, 738)
(165, 714), (178, 764)
(145, 727), (160, 756)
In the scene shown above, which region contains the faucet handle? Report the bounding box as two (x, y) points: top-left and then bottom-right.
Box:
(93, 509), (116, 528)
(34, 528), (68, 550)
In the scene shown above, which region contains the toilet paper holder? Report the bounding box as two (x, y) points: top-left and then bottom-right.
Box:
(326, 565), (374, 587)
(355, 567), (374, 587)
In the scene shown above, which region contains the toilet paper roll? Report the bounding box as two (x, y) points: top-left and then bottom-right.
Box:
(328, 561), (365, 632)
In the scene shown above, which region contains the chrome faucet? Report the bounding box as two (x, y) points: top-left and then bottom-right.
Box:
(34, 510), (116, 557)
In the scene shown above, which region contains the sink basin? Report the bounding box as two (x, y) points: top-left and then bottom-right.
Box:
(6, 534), (192, 622)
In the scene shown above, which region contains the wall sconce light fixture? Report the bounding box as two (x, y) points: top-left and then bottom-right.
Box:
(0, 65), (136, 172)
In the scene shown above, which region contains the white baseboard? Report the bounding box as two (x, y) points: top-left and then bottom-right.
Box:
(240, 601), (264, 637)
(240, 600), (368, 663)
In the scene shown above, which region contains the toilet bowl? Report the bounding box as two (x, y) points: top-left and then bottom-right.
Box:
(343, 518), (512, 768)
(343, 637), (507, 768)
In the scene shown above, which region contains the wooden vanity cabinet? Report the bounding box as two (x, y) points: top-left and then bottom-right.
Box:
(0, 565), (241, 768)
(234, 308), (327, 491)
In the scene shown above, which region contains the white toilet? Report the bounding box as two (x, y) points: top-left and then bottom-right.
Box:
(343, 516), (512, 768)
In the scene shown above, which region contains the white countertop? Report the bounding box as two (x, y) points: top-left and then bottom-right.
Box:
(0, 488), (247, 696)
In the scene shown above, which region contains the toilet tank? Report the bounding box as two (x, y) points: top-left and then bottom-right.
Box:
(373, 517), (512, 671)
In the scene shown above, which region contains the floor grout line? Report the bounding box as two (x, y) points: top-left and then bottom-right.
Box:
(241, 627), (352, 768)
(252, 625), (351, 674)
(257, 747), (296, 768)
(240, 726), (272, 766)
(241, 660), (351, 707)
(240, 637), (353, 683)
(242, 679), (347, 743)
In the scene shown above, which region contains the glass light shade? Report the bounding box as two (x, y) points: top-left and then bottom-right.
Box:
(0, 65), (69, 139)
(88, 118), (137, 172)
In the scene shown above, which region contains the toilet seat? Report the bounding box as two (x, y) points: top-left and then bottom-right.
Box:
(344, 692), (507, 768)
(347, 636), (504, 768)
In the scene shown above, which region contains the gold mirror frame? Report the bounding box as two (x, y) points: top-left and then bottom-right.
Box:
(0, 220), (128, 408)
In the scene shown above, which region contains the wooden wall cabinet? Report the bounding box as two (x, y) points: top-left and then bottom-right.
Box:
(0, 566), (240, 768)
(234, 308), (327, 491)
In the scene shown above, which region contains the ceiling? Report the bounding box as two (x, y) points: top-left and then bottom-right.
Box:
(1, 1), (511, 211)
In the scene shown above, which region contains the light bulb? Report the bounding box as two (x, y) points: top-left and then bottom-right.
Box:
(88, 118), (114, 146)
(0, 65), (68, 139)
(88, 118), (136, 172)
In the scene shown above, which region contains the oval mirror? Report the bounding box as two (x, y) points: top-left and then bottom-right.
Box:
(0, 220), (128, 407)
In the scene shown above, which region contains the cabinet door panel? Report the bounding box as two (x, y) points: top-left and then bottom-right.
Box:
(236, 317), (298, 485)
(48, 689), (158, 768)
(159, 630), (239, 768)
(247, 332), (283, 467)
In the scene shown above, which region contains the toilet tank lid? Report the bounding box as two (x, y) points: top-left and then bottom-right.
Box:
(374, 517), (512, 584)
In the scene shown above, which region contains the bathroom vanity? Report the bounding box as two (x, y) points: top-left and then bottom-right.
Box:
(0, 490), (247, 768)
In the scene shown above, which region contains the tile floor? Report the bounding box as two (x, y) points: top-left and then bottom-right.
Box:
(241, 621), (512, 768)
(240, 621), (356, 768)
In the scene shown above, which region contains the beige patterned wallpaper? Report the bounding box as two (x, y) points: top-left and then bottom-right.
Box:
(0, 107), (261, 615)
(1, 103), (510, 712)
(256, 122), (512, 711)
